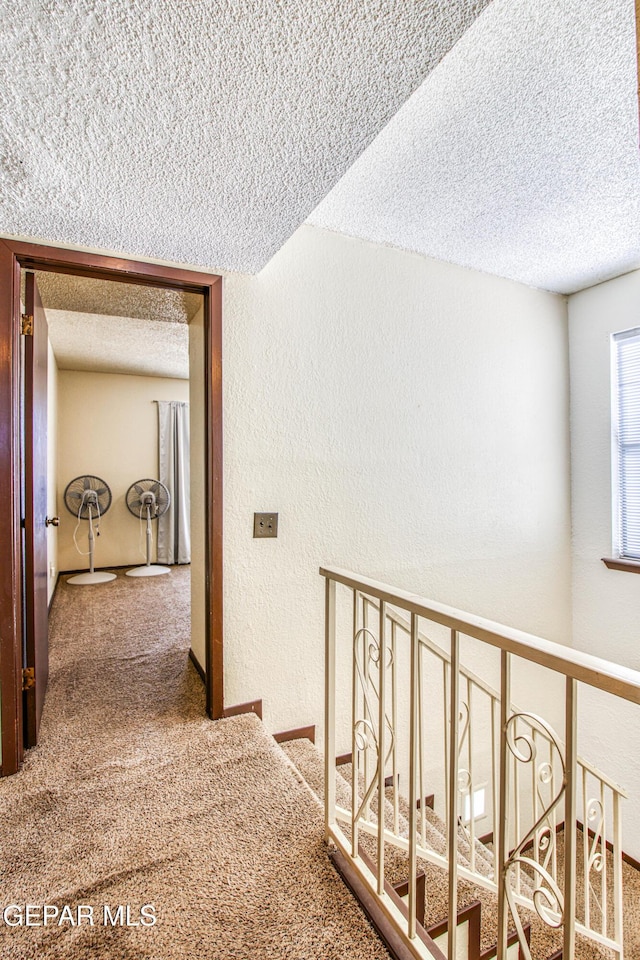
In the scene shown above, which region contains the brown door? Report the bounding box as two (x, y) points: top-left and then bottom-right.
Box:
(23, 271), (49, 748)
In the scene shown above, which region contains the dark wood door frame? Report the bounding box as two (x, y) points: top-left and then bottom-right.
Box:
(23, 272), (50, 748)
(0, 239), (224, 776)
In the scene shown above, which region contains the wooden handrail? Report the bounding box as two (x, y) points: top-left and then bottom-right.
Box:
(320, 567), (640, 705)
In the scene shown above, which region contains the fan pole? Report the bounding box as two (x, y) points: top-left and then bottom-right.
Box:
(88, 505), (95, 574)
(146, 505), (152, 567)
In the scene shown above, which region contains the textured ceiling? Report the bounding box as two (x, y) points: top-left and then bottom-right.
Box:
(35, 273), (201, 324)
(0, 0), (491, 274)
(46, 310), (189, 380)
(34, 273), (193, 379)
(309, 0), (640, 294)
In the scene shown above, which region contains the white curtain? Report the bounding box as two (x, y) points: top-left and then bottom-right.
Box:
(157, 401), (191, 564)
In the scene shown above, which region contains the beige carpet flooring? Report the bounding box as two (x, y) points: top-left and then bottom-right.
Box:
(0, 569), (392, 959)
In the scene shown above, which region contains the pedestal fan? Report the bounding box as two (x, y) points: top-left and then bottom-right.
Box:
(125, 479), (171, 577)
(63, 476), (116, 585)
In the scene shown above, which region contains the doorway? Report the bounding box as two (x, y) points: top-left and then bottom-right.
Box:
(0, 240), (223, 776)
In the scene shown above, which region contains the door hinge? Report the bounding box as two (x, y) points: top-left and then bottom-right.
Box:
(21, 314), (33, 336)
(22, 667), (35, 691)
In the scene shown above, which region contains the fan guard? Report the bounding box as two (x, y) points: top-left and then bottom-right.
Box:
(125, 479), (171, 519)
(64, 475), (112, 519)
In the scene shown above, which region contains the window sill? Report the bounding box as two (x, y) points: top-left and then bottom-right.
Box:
(602, 557), (640, 574)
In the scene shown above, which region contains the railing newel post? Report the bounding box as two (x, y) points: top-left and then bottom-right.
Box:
(550, 737), (558, 880)
(391, 619), (399, 836)
(467, 676), (475, 874)
(563, 677), (578, 959)
(532, 727), (539, 873)
(447, 628), (460, 960)
(443, 659), (450, 834)
(363, 596), (371, 822)
(377, 600), (387, 895)
(418, 643), (426, 846)
(601, 779), (608, 938)
(496, 650), (511, 960)
(613, 789), (624, 958)
(352, 589), (360, 858)
(513, 728), (521, 896)
(408, 613), (419, 939)
(491, 695), (499, 881)
(582, 765), (590, 931)
(324, 576), (337, 842)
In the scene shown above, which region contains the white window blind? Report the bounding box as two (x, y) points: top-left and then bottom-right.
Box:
(613, 328), (640, 560)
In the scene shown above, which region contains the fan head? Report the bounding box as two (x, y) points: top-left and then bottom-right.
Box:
(64, 476), (112, 519)
(126, 479), (171, 519)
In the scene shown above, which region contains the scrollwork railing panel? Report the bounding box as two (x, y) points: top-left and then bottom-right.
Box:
(352, 619), (396, 834)
(502, 711), (567, 960)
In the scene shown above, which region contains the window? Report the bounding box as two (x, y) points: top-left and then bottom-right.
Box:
(462, 784), (486, 824)
(612, 328), (640, 560)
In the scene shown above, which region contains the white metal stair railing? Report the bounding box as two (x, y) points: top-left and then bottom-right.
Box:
(280, 735), (527, 960)
(322, 566), (640, 960)
(376, 597), (627, 956)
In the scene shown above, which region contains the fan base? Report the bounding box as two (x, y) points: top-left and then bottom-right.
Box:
(67, 571), (117, 586)
(125, 565), (171, 578)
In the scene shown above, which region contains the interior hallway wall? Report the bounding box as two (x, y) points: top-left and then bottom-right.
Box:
(47, 341), (59, 603)
(569, 268), (640, 860)
(56, 371), (189, 571)
(221, 224), (572, 740)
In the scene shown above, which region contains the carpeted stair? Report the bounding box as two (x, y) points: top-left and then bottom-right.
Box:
(0, 571), (403, 960)
(280, 737), (628, 960)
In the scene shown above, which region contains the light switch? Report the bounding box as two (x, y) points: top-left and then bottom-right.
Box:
(253, 513), (278, 538)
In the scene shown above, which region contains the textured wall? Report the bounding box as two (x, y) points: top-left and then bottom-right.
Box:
(56, 371), (189, 572)
(222, 224), (572, 738)
(569, 270), (640, 858)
